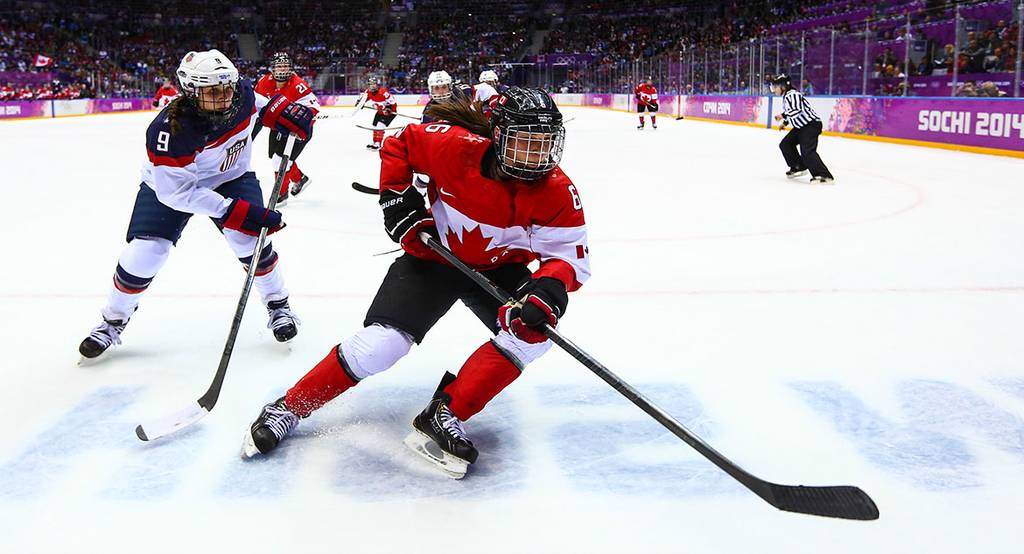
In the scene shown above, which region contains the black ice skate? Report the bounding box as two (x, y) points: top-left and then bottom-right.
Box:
(786, 168), (808, 179)
(290, 174), (311, 197)
(637, 123), (644, 130)
(242, 396), (300, 458)
(78, 317), (128, 359)
(267, 298), (300, 342)
(810, 176), (836, 185)
(404, 371), (478, 479)
(366, 143), (381, 150)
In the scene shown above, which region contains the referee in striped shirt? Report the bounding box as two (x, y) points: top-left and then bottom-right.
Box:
(772, 74), (834, 184)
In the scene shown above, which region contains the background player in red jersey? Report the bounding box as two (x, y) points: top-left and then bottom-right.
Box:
(242, 88), (590, 480)
(255, 52), (320, 204)
(152, 79), (179, 108)
(635, 78), (658, 130)
(362, 78), (397, 150)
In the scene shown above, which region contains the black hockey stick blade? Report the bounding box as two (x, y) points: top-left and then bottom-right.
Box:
(351, 182), (378, 195)
(764, 483), (879, 520)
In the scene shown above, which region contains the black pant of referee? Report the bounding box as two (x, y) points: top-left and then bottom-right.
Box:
(780, 121), (833, 179)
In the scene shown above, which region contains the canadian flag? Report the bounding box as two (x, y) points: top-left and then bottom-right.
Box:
(33, 54), (52, 67)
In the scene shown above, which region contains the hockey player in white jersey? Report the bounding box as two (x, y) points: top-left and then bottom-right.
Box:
(77, 49), (314, 359)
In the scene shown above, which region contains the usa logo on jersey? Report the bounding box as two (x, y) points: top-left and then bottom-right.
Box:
(220, 138), (247, 172)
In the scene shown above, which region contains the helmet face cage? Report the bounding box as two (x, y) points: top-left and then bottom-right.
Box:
(272, 54), (292, 82)
(495, 124), (565, 180)
(429, 84), (452, 101)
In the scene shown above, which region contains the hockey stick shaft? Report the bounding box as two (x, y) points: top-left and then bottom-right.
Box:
(135, 134), (298, 442)
(198, 132), (297, 409)
(418, 233), (879, 520)
(351, 182), (378, 195)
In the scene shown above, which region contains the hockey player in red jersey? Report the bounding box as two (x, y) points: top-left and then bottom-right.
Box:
(362, 78), (398, 150)
(243, 88), (590, 479)
(635, 78), (658, 129)
(255, 52), (320, 204)
(152, 80), (179, 108)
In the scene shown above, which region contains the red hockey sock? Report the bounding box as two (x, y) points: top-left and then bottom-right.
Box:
(444, 341), (521, 421)
(285, 345), (358, 418)
(286, 162), (303, 184)
(373, 130), (384, 144)
(638, 116), (644, 125)
(651, 115), (657, 125)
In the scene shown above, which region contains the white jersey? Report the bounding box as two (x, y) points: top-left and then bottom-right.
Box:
(141, 79), (269, 217)
(474, 82), (498, 103)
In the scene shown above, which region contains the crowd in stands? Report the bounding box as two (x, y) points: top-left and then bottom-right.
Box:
(0, 0), (1020, 99)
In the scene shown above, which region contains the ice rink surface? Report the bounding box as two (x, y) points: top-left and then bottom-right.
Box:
(3, 104), (1024, 553)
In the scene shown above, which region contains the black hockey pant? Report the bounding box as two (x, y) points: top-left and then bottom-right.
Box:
(780, 121), (833, 179)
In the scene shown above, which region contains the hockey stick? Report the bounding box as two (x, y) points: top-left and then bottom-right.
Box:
(419, 232), (880, 521)
(351, 181), (378, 195)
(355, 124), (406, 131)
(134, 134), (299, 442)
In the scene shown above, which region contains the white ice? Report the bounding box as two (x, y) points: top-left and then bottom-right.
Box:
(2, 105), (1023, 553)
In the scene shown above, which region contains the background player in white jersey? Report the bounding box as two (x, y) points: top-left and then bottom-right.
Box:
(77, 49), (314, 359)
(473, 70), (499, 106)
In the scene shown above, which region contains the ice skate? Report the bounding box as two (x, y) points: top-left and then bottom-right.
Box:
(78, 317), (128, 360)
(267, 298), (300, 342)
(290, 174), (311, 197)
(404, 372), (478, 479)
(786, 168), (807, 179)
(242, 397), (300, 457)
(810, 176), (835, 185)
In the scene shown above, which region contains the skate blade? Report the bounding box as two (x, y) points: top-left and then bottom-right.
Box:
(403, 430), (469, 479)
(240, 429), (260, 459)
(786, 171), (808, 179)
(77, 350), (110, 367)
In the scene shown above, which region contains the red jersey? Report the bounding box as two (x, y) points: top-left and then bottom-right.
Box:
(379, 123), (590, 291)
(365, 87), (397, 113)
(255, 73), (320, 114)
(153, 84), (179, 107)
(634, 83), (658, 106)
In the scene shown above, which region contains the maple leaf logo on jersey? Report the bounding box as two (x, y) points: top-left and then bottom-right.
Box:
(460, 135), (486, 144)
(445, 225), (507, 265)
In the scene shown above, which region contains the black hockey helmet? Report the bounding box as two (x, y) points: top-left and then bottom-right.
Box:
(771, 74), (792, 89)
(271, 52), (292, 82)
(490, 87), (565, 181)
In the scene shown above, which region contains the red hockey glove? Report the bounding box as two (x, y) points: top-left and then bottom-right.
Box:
(260, 94), (314, 140)
(221, 198), (285, 237)
(497, 277), (568, 344)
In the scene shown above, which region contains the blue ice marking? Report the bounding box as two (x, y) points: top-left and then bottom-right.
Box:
(790, 381), (978, 489)
(0, 386), (141, 498)
(544, 383), (739, 497)
(899, 380), (1024, 460)
(103, 424), (208, 500)
(991, 377), (1024, 402)
(328, 386), (526, 499)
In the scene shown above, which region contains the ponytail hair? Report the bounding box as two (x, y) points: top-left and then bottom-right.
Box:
(164, 96), (192, 135)
(423, 97), (491, 138)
